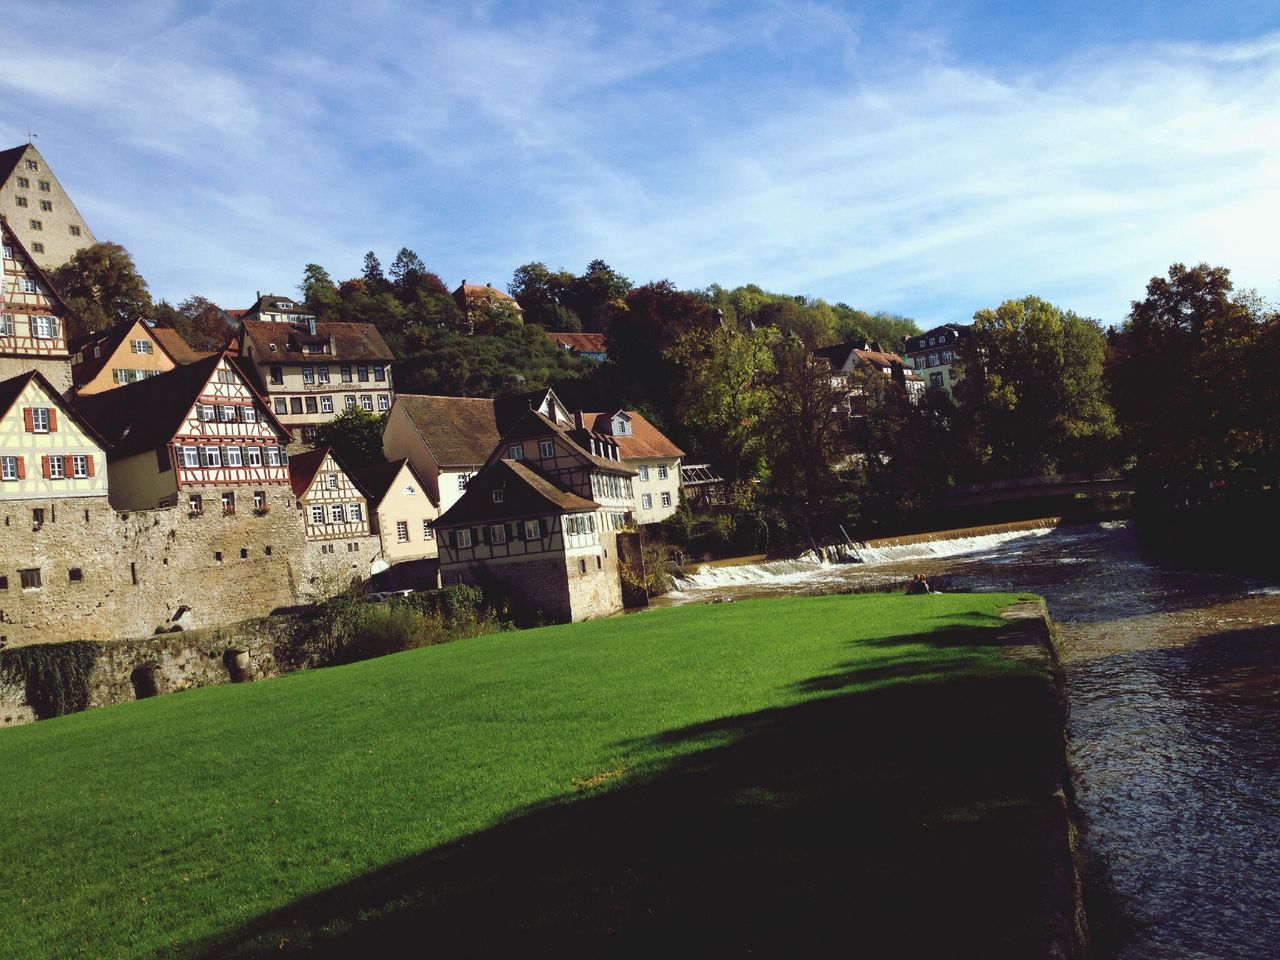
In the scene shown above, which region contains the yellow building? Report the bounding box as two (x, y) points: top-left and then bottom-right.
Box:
(1, 215), (74, 393)
(352, 457), (439, 566)
(70, 319), (204, 394)
(0, 370), (108, 503)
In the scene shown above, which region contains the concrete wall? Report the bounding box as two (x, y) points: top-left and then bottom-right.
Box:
(0, 486), (306, 647)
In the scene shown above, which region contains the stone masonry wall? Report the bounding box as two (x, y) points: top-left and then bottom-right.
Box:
(0, 485), (307, 647)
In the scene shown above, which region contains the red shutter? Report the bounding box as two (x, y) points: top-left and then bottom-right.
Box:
(63, 455), (74, 477)
(23, 408), (33, 432)
(86, 456), (95, 477)
(15, 456), (25, 479)
(47, 408), (58, 432)
(41, 455), (50, 478)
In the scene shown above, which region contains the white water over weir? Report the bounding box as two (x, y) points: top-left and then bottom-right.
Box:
(672, 523), (1057, 592)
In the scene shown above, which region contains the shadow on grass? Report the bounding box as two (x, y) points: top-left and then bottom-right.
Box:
(185, 624), (1070, 959)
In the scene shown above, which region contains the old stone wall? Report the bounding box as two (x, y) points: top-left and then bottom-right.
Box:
(448, 555), (573, 623)
(565, 545), (624, 621)
(0, 357), (72, 395)
(298, 533), (381, 601)
(0, 485), (307, 647)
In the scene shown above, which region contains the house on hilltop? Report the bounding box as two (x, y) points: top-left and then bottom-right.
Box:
(0, 143), (97, 269)
(452, 280), (524, 334)
(543, 331), (607, 362)
(813, 339), (925, 406)
(903, 324), (969, 396)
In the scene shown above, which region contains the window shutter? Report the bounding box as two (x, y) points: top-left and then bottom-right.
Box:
(41, 455), (50, 478)
(47, 408), (58, 432)
(16, 456), (25, 479)
(63, 455), (74, 476)
(509, 522), (520, 541)
(482, 525), (491, 544)
(86, 456), (95, 477)
(23, 407), (33, 432)
(448, 530), (456, 547)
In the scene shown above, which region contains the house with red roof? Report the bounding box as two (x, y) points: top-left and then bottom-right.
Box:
(579, 410), (684, 523)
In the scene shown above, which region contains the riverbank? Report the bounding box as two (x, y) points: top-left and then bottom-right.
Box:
(0, 592), (1086, 958)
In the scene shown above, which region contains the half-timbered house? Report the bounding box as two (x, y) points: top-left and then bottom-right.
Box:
(0, 214), (74, 392)
(288, 446), (379, 593)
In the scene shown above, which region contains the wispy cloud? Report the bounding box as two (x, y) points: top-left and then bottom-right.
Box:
(3, 1), (1278, 325)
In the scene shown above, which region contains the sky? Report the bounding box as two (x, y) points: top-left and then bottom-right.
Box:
(3, 0), (1280, 329)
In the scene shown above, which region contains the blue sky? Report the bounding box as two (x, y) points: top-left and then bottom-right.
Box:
(3, 1), (1279, 328)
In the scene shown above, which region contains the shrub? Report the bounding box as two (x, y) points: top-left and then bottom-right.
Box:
(0, 641), (99, 719)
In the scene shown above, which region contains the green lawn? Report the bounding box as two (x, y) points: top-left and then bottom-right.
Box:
(0, 592), (1064, 958)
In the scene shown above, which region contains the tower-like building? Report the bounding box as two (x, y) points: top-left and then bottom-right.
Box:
(0, 143), (98, 270)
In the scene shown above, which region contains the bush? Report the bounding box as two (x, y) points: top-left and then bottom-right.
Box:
(0, 641), (99, 719)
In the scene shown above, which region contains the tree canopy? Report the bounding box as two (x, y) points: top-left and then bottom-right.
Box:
(51, 242), (153, 339)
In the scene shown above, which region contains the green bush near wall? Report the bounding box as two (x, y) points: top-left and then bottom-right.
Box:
(0, 641), (99, 719)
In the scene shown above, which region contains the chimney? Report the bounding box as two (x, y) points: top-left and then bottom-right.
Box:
(574, 411), (584, 430)
(256, 290), (261, 300)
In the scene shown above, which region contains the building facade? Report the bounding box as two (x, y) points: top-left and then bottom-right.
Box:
(353, 458), (439, 566)
(287, 447), (380, 596)
(1, 215), (73, 392)
(70, 319), (190, 394)
(0, 144), (97, 269)
(903, 324), (969, 396)
(238, 318), (395, 446)
(582, 410), (683, 524)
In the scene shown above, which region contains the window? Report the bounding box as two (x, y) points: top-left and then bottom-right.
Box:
(226, 447), (243, 466)
(32, 315), (58, 337)
(16, 176), (28, 188)
(246, 446), (263, 466)
(490, 524), (506, 544)
(524, 519), (541, 539)
(458, 472), (472, 491)
(221, 492), (236, 515)
(29, 219), (42, 231)
(14, 196), (27, 208)
(507, 444), (523, 460)
(377, 394), (390, 411)
(18, 278), (36, 294)
(330, 503), (345, 523)
(0, 245), (10, 258)
(317, 366), (330, 383)
(25, 159), (37, 170)
(538, 439), (554, 459)
(492, 489), (504, 503)
(341, 364), (352, 382)
(19, 568), (42, 590)
(942, 350), (954, 363)
(373, 364), (385, 381)
(196, 404), (214, 422)
(189, 494), (203, 514)
(578, 558), (587, 574)
(637, 464), (649, 481)
(202, 447), (223, 467)
(181, 446), (199, 467)
(45, 455), (64, 479)
(345, 395), (356, 409)
(305, 396), (318, 414)
(310, 505), (325, 524)
(0, 314), (11, 335)
(253, 490), (265, 510)
(38, 180), (50, 192)
(269, 365), (283, 384)
(456, 528), (472, 548)
(218, 405), (236, 422)
(423, 520), (435, 540)
(39, 200), (52, 212)
(929, 354), (939, 366)
(72, 455), (89, 478)
(641, 493), (653, 510)
(30, 407), (50, 433)
(274, 398), (287, 414)
(359, 395), (373, 411)
(396, 520), (409, 543)
(350, 503), (362, 523)
(320, 396), (334, 413)
(357, 365), (369, 382)
(0, 456), (19, 480)
(661, 492), (672, 508)
(32, 507), (45, 528)
(70, 225), (82, 237)
(290, 397), (303, 414)
(242, 406), (257, 423)
(302, 366), (314, 384)
(657, 464), (669, 480)
(266, 447), (282, 466)
(31, 242), (43, 254)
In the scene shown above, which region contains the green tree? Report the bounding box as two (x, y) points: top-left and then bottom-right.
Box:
(309, 408), (387, 469)
(361, 251), (390, 295)
(175, 295), (234, 351)
(954, 296), (1115, 479)
(566, 259), (631, 332)
(508, 262), (581, 330)
(299, 263), (341, 318)
(51, 242), (153, 339)
(762, 336), (850, 507)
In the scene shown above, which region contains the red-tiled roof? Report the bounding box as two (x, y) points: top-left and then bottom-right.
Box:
(151, 327), (213, 363)
(240, 319), (394, 364)
(583, 410), (684, 460)
(287, 446), (333, 498)
(543, 331), (606, 353)
(435, 459), (597, 527)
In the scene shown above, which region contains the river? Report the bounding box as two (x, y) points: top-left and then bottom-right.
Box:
(656, 521), (1280, 959)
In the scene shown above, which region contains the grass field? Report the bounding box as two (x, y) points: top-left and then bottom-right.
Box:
(0, 591), (1066, 958)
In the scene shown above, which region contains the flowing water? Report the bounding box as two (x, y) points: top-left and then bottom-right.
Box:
(657, 521), (1280, 958)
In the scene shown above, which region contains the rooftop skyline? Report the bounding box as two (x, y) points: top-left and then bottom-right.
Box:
(4, 0), (1279, 328)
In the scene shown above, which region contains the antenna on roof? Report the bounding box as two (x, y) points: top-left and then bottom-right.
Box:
(26, 128), (38, 144)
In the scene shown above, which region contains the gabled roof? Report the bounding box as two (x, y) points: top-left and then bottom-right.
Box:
(74, 353), (290, 458)
(286, 446), (335, 498)
(853, 349), (924, 382)
(452, 282), (522, 307)
(490, 408), (635, 476)
(583, 410), (684, 460)
(0, 145), (28, 185)
(393, 394), (503, 469)
(240, 319), (394, 364)
(151, 327), (213, 363)
(435, 459), (597, 527)
(352, 457), (434, 510)
(543, 331), (606, 354)
(904, 324), (968, 353)
(0, 369), (110, 449)
(69, 319), (180, 387)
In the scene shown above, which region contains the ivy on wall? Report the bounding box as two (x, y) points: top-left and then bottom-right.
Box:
(0, 641), (99, 719)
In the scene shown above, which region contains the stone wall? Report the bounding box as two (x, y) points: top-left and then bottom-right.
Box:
(565, 546), (624, 622)
(0, 485), (307, 647)
(0, 357), (72, 396)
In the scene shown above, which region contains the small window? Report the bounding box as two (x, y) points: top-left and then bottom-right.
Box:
(317, 366), (330, 383)
(305, 396), (318, 414)
(39, 200), (52, 212)
(38, 180), (50, 192)
(269, 365), (283, 384)
(290, 397), (303, 414)
(396, 520), (409, 543)
(32, 508), (45, 528)
(15, 177), (28, 188)
(240, 548), (249, 559)
(31, 242), (43, 254)
(25, 159), (37, 170)
(423, 520), (434, 540)
(68, 567), (84, 583)
(218, 405), (236, 422)
(29, 219), (42, 231)
(221, 492), (235, 515)
(377, 394), (390, 411)
(657, 465), (668, 480)
(661, 492), (672, 508)
(341, 364), (352, 382)
(264, 545), (273, 556)
(524, 519), (540, 540)
(246, 446), (263, 466)
(19, 568), (42, 590)
(30, 407), (50, 433)
(302, 366), (314, 384)
(0, 575), (7, 589)
(69, 225), (81, 237)
(14, 196), (27, 208)
(214, 551), (223, 563)
(345, 395), (356, 409)
(373, 364), (386, 381)
(457, 528), (472, 548)
(330, 503), (344, 523)
(637, 464), (649, 481)
(310, 505), (325, 524)
(360, 395), (373, 411)
(538, 439), (554, 459)
(458, 473), (471, 491)
(490, 524), (506, 544)
(274, 398), (287, 414)
(507, 444), (523, 460)
(492, 489), (504, 503)
(357, 365), (369, 382)
(320, 396), (334, 413)
(350, 503), (362, 523)
(189, 494), (203, 514)
(253, 490), (265, 510)
(578, 558), (587, 574)
(225, 447), (243, 467)
(326, 474), (339, 489)
(641, 493), (653, 510)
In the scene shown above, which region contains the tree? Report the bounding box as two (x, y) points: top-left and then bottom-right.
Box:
(954, 296), (1115, 480)
(309, 408), (387, 470)
(666, 325), (774, 481)
(361, 251), (389, 295)
(1109, 263), (1261, 491)
(299, 263), (341, 318)
(389, 248), (429, 296)
(50, 242), (153, 338)
(565, 259), (631, 332)
(172, 295), (235, 351)
(508, 262), (580, 330)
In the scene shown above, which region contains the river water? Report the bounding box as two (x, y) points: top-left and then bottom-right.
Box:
(657, 521), (1280, 959)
